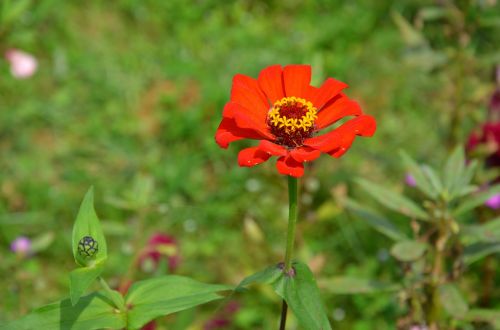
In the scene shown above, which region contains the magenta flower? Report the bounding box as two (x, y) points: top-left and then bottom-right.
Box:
(5, 49), (38, 79)
(10, 236), (32, 255)
(405, 173), (417, 187)
(485, 193), (500, 209)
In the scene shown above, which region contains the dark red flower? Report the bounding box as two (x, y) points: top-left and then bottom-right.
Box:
(139, 233), (180, 272)
(467, 122), (500, 168)
(215, 64), (376, 177)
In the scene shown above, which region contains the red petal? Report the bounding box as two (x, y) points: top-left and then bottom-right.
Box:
(315, 95), (362, 129)
(290, 146), (321, 162)
(215, 117), (263, 148)
(304, 115), (376, 155)
(259, 140), (288, 156)
(238, 147), (271, 167)
(258, 65), (285, 104)
(230, 74), (269, 117)
(309, 78), (348, 110)
(276, 155), (305, 177)
(283, 65), (311, 98)
(225, 102), (274, 140)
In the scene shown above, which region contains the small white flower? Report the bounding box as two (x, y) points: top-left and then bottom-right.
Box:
(5, 49), (38, 79)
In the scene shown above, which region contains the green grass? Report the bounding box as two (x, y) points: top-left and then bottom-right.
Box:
(1, 0), (499, 329)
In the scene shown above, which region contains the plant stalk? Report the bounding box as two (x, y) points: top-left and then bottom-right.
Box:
(279, 176), (299, 330)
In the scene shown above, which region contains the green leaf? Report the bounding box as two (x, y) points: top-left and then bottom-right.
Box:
(272, 262), (331, 330)
(453, 160), (478, 199)
(438, 284), (468, 318)
(464, 309), (500, 326)
(356, 179), (429, 221)
(443, 146), (466, 197)
(390, 240), (427, 262)
(125, 275), (232, 329)
(236, 263), (283, 290)
(72, 187), (107, 267)
(0, 292), (125, 330)
(346, 199), (407, 241)
(463, 242), (500, 265)
(421, 165), (443, 196)
(453, 185), (500, 217)
(461, 217), (500, 244)
(321, 277), (400, 294)
(98, 277), (125, 312)
(69, 263), (104, 306)
(400, 151), (437, 198)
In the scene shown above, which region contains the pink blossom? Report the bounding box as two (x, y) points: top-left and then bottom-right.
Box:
(5, 49), (38, 79)
(485, 193), (500, 209)
(405, 173), (417, 187)
(10, 236), (32, 255)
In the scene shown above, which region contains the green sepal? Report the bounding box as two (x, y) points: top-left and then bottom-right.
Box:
(72, 187), (107, 267)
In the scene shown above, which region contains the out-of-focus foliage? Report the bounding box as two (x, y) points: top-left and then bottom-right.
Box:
(1, 0), (499, 329)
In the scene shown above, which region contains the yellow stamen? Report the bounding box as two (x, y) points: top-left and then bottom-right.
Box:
(268, 97), (317, 134)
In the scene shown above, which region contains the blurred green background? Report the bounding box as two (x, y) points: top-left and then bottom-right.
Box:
(1, 0), (499, 329)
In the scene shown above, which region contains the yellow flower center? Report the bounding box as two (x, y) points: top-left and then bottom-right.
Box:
(267, 97), (317, 147)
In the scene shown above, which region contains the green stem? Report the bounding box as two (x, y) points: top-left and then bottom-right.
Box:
(284, 176), (298, 272)
(279, 176), (299, 330)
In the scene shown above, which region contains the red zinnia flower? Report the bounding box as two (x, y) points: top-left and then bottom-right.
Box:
(215, 64), (376, 177)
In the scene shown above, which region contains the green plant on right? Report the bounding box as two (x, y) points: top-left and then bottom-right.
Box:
(346, 147), (500, 329)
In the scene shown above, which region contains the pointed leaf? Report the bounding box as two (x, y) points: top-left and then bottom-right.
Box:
(453, 185), (500, 216)
(463, 242), (500, 265)
(438, 284), (469, 318)
(0, 292), (126, 330)
(321, 277), (400, 294)
(125, 275), (232, 329)
(421, 165), (443, 196)
(72, 187), (107, 267)
(99, 277), (125, 311)
(390, 240), (427, 262)
(461, 217), (500, 244)
(356, 179), (429, 221)
(443, 146), (466, 196)
(346, 199), (407, 241)
(236, 263), (283, 290)
(272, 262), (332, 330)
(400, 151), (437, 198)
(453, 160), (478, 199)
(70, 263), (104, 305)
